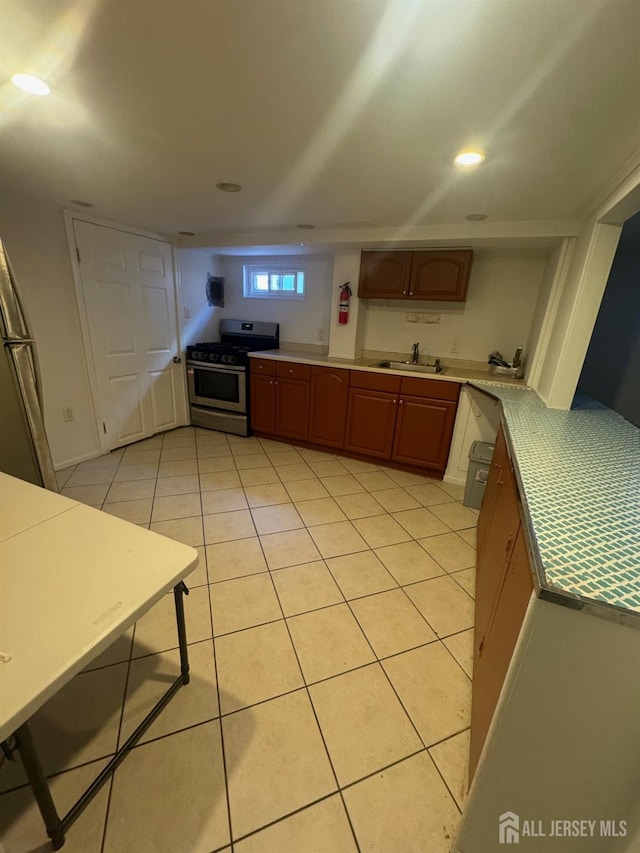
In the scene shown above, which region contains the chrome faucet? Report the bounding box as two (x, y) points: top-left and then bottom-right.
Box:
(411, 342), (420, 363)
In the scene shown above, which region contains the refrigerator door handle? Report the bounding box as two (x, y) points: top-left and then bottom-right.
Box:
(6, 342), (58, 492)
(0, 237), (33, 340)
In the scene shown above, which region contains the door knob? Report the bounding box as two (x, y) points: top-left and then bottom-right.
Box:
(173, 356), (181, 364)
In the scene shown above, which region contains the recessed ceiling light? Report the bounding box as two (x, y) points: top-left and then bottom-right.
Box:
(216, 182), (242, 193)
(11, 73), (50, 96)
(453, 150), (486, 167)
(178, 231), (195, 236)
(466, 213), (488, 221)
(71, 199), (95, 208)
(297, 224), (314, 230)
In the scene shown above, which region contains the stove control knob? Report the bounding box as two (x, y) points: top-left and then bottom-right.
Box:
(209, 353), (219, 363)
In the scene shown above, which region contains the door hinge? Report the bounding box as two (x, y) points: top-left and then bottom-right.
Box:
(76, 246), (81, 263)
(103, 422), (107, 434)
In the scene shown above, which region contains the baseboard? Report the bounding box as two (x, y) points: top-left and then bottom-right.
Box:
(54, 450), (104, 470)
(443, 473), (466, 486)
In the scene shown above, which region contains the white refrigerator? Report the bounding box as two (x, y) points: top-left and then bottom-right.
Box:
(0, 236), (58, 491)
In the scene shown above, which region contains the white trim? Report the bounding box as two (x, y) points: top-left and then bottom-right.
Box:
(63, 212), (188, 453)
(242, 263), (306, 300)
(54, 449), (104, 470)
(62, 209), (176, 245)
(170, 242), (190, 425)
(527, 238), (574, 393)
(63, 213), (108, 455)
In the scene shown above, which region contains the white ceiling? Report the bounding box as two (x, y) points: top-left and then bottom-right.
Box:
(1, 0), (639, 248)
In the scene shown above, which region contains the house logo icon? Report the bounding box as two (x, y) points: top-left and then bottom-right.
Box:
(499, 811), (520, 844)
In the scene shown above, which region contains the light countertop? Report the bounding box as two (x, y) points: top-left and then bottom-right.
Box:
(249, 347), (527, 387)
(471, 382), (640, 619)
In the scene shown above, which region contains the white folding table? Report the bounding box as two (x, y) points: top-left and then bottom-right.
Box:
(0, 472), (199, 849)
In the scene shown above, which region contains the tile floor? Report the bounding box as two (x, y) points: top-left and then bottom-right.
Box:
(0, 427), (478, 853)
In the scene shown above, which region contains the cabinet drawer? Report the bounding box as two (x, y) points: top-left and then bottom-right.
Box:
(399, 377), (460, 402)
(350, 370), (401, 394)
(251, 358), (276, 376)
(276, 361), (311, 381)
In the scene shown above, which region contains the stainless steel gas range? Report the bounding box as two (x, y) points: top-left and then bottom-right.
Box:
(186, 319), (279, 436)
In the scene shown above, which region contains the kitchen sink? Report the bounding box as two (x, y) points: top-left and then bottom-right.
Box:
(372, 360), (447, 375)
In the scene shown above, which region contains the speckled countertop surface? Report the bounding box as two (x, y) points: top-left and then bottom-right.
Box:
(249, 348), (527, 386)
(472, 382), (640, 618)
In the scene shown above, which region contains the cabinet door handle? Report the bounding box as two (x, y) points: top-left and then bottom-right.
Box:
(403, 290), (407, 295)
(274, 381), (279, 385)
(399, 399), (404, 405)
(289, 369), (293, 373)
(392, 399), (397, 404)
(409, 291), (414, 296)
(269, 380), (273, 385)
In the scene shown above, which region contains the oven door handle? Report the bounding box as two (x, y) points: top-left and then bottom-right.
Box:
(186, 360), (245, 374)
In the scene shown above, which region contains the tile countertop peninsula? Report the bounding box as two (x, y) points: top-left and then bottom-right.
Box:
(248, 347), (527, 386)
(471, 381), (640, 621)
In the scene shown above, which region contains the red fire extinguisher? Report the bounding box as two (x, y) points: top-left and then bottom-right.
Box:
(338, 282), (352, 325)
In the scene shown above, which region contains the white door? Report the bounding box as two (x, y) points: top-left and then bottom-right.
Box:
(73, 221), (185, 449)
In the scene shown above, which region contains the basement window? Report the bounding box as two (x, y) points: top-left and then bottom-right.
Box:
(243, 265), (305, 300)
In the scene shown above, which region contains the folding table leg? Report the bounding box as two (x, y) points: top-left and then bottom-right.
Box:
(174, 581), (190, 685)
(14, 721), (65, 849)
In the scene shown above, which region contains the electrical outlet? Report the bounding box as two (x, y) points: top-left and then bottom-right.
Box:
(317, 328), (325, 342)
(63, 406), (75, 422)
(183, 305), (192, 319)
(450, 340), (459, 354)
(423, 314), (441, 324)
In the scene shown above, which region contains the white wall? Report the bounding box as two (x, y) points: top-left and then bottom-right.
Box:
(535, 220), (621, 408)
(360, 252), (546, 363)
(217, 254), (334, 346)
(177, 248), (224, 345)
(178, 250), (334, 346)
(0, 193), (100, 468)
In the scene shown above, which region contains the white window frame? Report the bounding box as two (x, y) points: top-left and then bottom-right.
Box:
(243, 264), (306, 300)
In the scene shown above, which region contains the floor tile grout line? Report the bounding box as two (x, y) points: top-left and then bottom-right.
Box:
(52, 429), (474, 847)
(319, 558), (440, 760)
(202, 499), (236, 853)
(226, 788), (348, 849)
(251, 530), (363, 853)
(98, 617), (137, 853)
(318, 541), (471, 810)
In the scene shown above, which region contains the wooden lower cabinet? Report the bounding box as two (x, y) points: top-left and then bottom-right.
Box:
(250, 362), (309, 442)
(274, 377), (309, 442)
(250, 360), (460, 477)
(250, 373), (275, 434)
(344, 388), (398, 459)
(308, 366), (349, 448)
(470, 424), (534, 781)
(392, 395), (458, 470)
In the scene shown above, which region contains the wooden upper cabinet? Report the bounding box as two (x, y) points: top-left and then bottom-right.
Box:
(358, 251), (412, 298)
(308, 366), (349, 448)
(409, 250), (473, 301)
(391, 395), (458, 473)
(358, 249), (473, 302)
